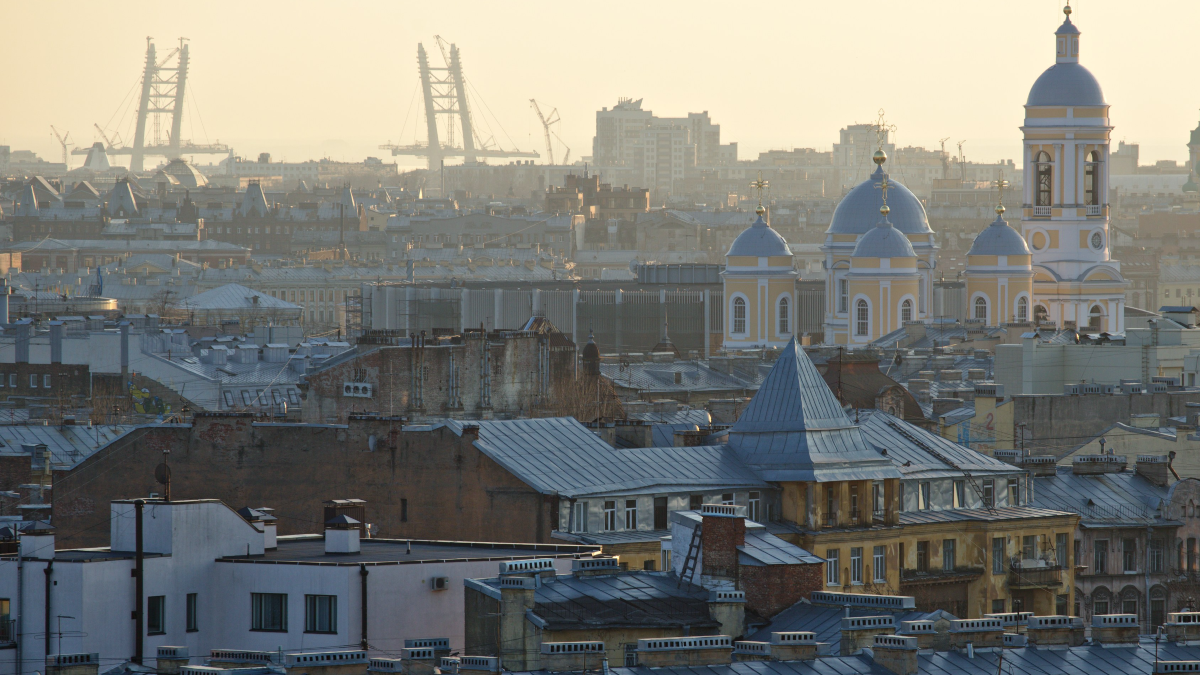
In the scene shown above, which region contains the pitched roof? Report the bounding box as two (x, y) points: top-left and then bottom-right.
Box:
(730, 339), (853, 433)
(179, 283), (300, 311)
(856, 411), (1017, 479)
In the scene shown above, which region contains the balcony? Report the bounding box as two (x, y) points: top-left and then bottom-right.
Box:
(1033, 205), (1052, 217)
(900, 566), (984, 586)
(1086, 204), (1102, 216)
(1008, 561), (1065, 589)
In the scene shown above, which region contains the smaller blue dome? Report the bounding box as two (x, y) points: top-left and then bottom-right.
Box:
(852, 219), (916, 259)
(968, 213), (1031, 256)
(727, 214), (791, 258)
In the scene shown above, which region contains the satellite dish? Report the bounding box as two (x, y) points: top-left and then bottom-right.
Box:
(154, 463), (171, 485)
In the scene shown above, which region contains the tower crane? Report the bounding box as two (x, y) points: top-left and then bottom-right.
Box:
(529, 99), (570, 166)
(50, 126), (72, 170)
(938, 137), (951, 178)
(94, 123), (123, 151)
(956, 140), (967, 180)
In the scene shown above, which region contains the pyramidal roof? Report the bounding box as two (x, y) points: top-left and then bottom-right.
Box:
(731, 338), (854, 433)
(727, 338), (901, 482)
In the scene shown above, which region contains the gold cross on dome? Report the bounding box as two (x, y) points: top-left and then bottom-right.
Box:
(994, 174), (1010, 208)
(874, 174), (891, 206)
(750, 172), (769, 209)
(873, 108), (896, 149)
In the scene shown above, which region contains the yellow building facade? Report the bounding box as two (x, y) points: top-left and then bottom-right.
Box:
(722, 206), (799, 349)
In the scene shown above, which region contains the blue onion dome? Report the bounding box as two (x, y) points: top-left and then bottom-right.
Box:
(827, 165), (931, 236)
(968, 207), (1032, 256)
(727, 213), (791, 258)
(851, 217), (916, 259)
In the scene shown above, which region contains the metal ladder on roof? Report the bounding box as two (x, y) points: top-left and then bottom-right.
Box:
(677, 523), (702, 587)
(884, 419), (997, 515)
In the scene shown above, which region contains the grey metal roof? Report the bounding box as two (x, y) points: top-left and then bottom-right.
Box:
(602, 362), (755, 395)
(726, 215), (792, 258)
(827, 166), (932, 236)
(967, 214), (1031, 256)
(899, 506), (1075, 525)
(1027, 62), (1105, 106)
(856, 411), (1016, 479)
(473, 571), (719, 632)
(740, 530), (824, 566)
(179, 283), (301, 311)
(626, 409), (712, 426)
(1031, 465), (1174, 526)
(0, 423), (140, 470)
(727, 339), (899, 483)
(447, 418), (769, 499)
(850, 220), (917, 259)
(221, 535), (588, 565)
(747, 600), (947, 651)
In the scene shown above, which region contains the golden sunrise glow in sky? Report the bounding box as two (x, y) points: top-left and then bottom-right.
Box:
(2, 0), (1197, 170)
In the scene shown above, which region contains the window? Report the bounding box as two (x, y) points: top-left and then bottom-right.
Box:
(604, 501), (617, 531)
(43, 375), (50, 388)
(1094, 539), (1109, 574)
(1123, 537), (1137, 572)
(1094, 596), (1110, 616)
(1008, 479), (1020, 506)
(838, 279), (848, 313)
(1076, 539), (1083, 570)
(901, 299), (913, 323)
(1034, 304), (1049, 324)
(943, 539), (956, 571)
(241, 390), (252, 406)
(748, 492), (761, 522)
(732, 297), (746, 334)
(850, 486), (859, 520)
(916, 541), (929, 572)
(625, 499), (638, 530)
(251, 593), (287, 631)
(778, 297), (790, 335)
(187, 593), (198, 632)
(855, 299), (869, 336)
(29, 375), (36, 389)
(992, 599), (1006, 613)
(1122, 597), (1137, 616)
(872, 482), (884, 516)
(1017, 296), (1029, 322)
(982, 479), (994, 508)
(654, 497), (668, 530)
(873, 546), (886, 582)
(1022, 535), (1036, 561)
(1056, 533), (1068, 568)
(851, 547), (863, 584)
(573, 502), (588, 533)
(953, 480), (965, 508)
(973, 296), (988, 321)
(1084, 151), (1101, 206)
(1036, 151), (1053, 207)
(992, 537), (1005, 575)
(721, 493), (734, 505)
(305, 595), (337, 633)
(826, 549), (840, 585)
(147, 595), (165, 634)
(1190, 538), (1197, 572)
(918, 482), (930, 510)
(689, 495), (703, 510)
(660, 548), (672, 573)
(1151, 538), (1164, 573)
(1088, 305), (1102, 330)
(826, 487), (837, 526)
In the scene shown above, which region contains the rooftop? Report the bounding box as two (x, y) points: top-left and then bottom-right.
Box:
(217, 535), (593, 566)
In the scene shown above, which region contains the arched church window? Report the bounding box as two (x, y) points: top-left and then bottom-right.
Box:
(1036, 151), (1053, 207)
(1017, 296), (1029, 322)
(901, 299), (913, 323)
(1085, 151), (1101, 206)
(974, 296), (988, 321)
(1034, 304), (1050, 324)
(777, 296), (790, 335)
(855, 300), (869, 337)
(1088, 305), (1103, 330)
(732, 297), (747, 334)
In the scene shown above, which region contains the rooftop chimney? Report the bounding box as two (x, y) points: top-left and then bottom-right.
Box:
(1091, 614), (1139, 646)
(45, 653), (100, 675)
(49, 321), (63, 364)
(840, 616), (897, 656)
(700, 503), (746, 582)
(155, 647), (189, 675)
(948, 618), (1004, 650)
(19, 520), (55, 560)
(1071, 454), (1127, 475)
(1025, 615), (1084, 647)
(539, 643), (605, 672)
(870, 635), (918, 675)
(1135, 454), (1173, 487)
(324, 515), (361, 554)
(636, 637), (733, 667)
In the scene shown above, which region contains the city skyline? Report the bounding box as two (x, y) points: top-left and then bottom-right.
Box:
(2, 0), (1197, 171)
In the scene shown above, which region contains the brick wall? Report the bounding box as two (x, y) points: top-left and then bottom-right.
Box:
(51, 414), (557, 548)
(741, 562), (824, 618)
(701, 515), (745, 579)
(0, 362), (92, 405)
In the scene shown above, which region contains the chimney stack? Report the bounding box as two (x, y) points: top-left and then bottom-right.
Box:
(1135, 455), (1172, 487)
(19, 520), (55, 560)
(49, 321), (63, 364)
(1025, 615), (1085, 647)
(870, 635), (918, 675)
(840, 616), (897, 655)
(1072, 454), (1127, 475)
(155, 647), (189, 675)
(324, 515), (361, 554)
(636, 637), (733, 667)
(1091, 614), (1139, 646)
(700, 503), (746, 581)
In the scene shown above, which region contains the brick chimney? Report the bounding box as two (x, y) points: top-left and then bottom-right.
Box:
(539, 642), (605, 671)
(870, 635), (918, 675)
(700, 504), (746, 581)
(636, 637), (733, 667)
(1025, 615), (1084, 647)
(1091, 614), (1139, 646)
(840, 616), (897, 656)
(1135, 455), (1172, 487)
(155, 647), (189, 675)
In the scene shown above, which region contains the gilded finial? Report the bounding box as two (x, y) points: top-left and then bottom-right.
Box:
(1064, 0), (1071, 17)
(875, 175), (891, 217)
(872, 109), (896, 165)
(994, 173), (1010, 216)
(750, 171), (769, 216)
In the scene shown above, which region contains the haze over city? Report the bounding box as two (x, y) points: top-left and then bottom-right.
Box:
(3, 0), (1198, 166)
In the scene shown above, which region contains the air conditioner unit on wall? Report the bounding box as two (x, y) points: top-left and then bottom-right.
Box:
(431, 576), (449, 591)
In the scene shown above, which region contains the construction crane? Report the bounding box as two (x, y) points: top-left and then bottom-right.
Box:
(529, 99), (570, 165)
(50, 125), (72, 170)
(93, 123), (122, 151)
(938, 137), (951, 179)
(956, 140), (967, 180)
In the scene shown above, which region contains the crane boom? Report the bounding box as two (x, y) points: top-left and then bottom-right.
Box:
(530, 99), (563, 166)
(94, 123), (121, 150)
(50, 125), (71, 169)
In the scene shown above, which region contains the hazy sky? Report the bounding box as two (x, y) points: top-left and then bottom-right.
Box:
(3, 1), (1198, 171)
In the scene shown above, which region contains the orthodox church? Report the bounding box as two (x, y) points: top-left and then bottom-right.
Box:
(720, 4), (1126, 347)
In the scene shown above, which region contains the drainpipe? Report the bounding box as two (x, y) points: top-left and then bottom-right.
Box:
(15, 552), (22, 675)
(43, 559), (52, 662)
(133, 500), (144, 664)
(359, 564), (369, 650)
(1146, 525), (1153, 628)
